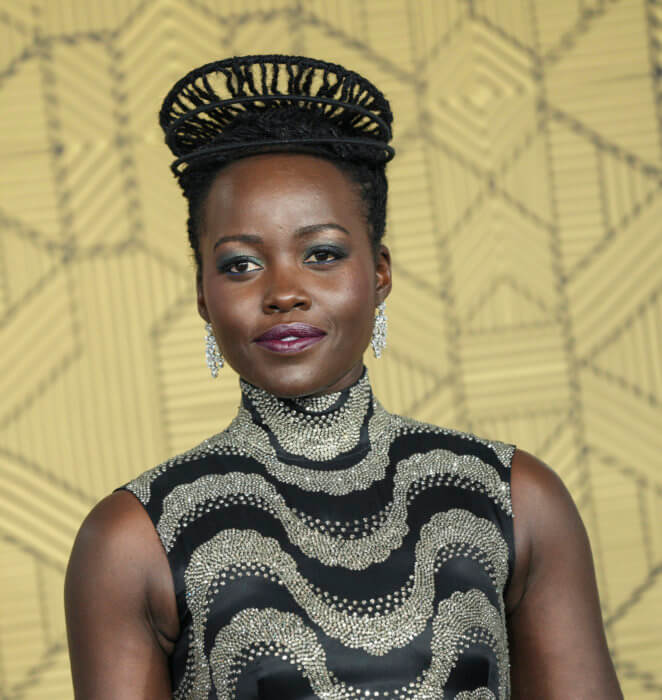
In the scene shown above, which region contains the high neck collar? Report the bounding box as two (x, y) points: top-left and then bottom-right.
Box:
(237, 367), (376, 466)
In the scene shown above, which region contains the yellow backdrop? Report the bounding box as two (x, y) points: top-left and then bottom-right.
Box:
(1, 1), (660, 697)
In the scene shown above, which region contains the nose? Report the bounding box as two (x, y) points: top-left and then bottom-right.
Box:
(262, 263), (311, 314)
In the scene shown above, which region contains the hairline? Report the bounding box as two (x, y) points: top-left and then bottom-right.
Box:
(194, 150), (382, 276)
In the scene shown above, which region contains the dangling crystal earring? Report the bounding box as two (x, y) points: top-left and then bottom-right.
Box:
(371, 302), (387, 359)
(205, 322), (224, 377)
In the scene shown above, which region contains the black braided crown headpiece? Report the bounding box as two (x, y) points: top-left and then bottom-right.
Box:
(159, 54), (395, 177)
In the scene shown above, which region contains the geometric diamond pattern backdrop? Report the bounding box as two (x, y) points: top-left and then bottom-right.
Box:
(0, 1), (660, 697)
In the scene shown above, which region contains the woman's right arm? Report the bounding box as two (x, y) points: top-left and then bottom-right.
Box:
(65, 491), (179, 699)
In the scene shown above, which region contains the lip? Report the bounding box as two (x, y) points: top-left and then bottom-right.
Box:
(254, 323), (326, 342)
(254, 323), (326, 355)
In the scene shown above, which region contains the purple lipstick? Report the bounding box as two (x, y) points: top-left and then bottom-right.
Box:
(254, 323), (326, 354)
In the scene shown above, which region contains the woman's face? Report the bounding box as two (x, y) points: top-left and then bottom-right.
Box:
(196, 153), (392, 398)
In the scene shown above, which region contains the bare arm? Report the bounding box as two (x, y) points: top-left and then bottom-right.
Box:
(506, 449), (622, 698)
(65, 491), (179, 699)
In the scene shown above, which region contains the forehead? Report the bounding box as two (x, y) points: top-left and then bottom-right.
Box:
(203, 153), (364, 233)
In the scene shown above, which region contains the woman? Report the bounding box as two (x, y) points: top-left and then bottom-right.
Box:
(65, 55), (622, 698)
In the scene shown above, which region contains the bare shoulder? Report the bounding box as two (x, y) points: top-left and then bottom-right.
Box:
(506, 449), (622, 698)
(71, 490), (156, 551)
(509, 449), (592, 593)
(65, 491), (178, 698)
(511, 447), (571, 509)
(67, 491), (164, 595)
(66, 489), (177, 634)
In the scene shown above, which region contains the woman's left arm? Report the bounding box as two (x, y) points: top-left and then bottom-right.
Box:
(506, 449), (623, 698)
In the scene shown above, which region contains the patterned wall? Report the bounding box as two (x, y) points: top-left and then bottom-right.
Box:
(0, 1), (660, 697)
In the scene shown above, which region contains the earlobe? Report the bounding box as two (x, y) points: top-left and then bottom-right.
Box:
(375, 244), (392, 303)
(197, 279), (210, 323)
(376, 281), (390, 306)
(198, 305), (210, 323)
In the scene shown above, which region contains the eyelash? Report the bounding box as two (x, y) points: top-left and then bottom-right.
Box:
(305, 245), (346, 264)
(217, 257), (261, 275)
(217, 246), (346, 275)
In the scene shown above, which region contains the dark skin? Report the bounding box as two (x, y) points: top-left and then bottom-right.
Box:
(65, 154), (623, 698)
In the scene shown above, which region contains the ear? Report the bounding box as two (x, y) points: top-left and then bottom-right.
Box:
(375, 244), (392, 305)
(196, 273), (210, 323)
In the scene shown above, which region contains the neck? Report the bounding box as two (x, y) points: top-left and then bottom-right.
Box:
(237, 366), (379, 466)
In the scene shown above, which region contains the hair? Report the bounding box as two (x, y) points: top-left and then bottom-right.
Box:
(178, 106), (388, 277)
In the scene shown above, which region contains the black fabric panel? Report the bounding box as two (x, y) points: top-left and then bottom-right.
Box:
(119, 370), (514, 698)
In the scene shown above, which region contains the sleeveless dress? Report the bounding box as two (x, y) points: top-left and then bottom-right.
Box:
(120, 367), (515, 699)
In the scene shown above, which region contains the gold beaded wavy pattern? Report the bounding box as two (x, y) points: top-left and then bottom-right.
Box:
(1, 1), (660, 697)
(179, 519), (509, 696)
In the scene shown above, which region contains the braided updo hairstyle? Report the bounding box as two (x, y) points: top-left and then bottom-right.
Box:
(159, 55), (395, 277)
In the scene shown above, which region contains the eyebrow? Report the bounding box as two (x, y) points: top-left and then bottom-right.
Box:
(213, 223), (351, 250)
(295, 223), (351, 238)
(213, 233), (261, 250)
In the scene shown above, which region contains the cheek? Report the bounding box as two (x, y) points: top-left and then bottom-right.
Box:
(203, 280), (253, 342)
(331, 266), (375, 325)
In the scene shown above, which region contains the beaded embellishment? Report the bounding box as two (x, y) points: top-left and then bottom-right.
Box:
(123, 369), (515, 699)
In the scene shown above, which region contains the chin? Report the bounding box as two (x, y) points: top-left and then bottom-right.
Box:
(254, 369), (329, 398)
(242, 358), (363, 398)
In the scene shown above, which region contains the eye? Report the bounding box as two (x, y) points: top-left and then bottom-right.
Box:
(218, 257), (263, 275)
(304, 246), (346, 265)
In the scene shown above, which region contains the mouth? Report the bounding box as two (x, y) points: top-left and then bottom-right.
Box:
(254, 323), (326, 355)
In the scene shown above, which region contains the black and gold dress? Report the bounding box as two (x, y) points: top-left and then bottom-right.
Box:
(121, 368), (515, 699)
